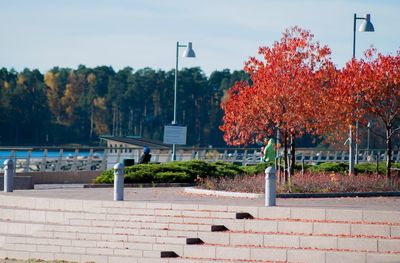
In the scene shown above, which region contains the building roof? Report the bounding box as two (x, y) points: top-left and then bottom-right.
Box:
(100, 136), (170, 149)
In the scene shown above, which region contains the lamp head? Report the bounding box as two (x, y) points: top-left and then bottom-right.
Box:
(183, 42), (196, 58)
(359, 14), (374, 32)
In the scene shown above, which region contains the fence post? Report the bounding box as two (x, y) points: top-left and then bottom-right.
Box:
(113, 162), (125, 201)
(3, 159), (14, 192)
(265, 166), (276, 206)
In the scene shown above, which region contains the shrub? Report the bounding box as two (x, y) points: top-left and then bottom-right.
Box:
(309, 162), (348, 173)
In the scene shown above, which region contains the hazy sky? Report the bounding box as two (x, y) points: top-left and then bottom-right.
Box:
(0, 0), (399, 76)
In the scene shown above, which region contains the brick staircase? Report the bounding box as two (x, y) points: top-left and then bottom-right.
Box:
(0, 195), (399, 263)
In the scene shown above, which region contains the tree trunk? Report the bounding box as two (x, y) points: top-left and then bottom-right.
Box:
(283, 131), (289, 184)
(290, 133), (296, 176)
(386, 127), (392, 179)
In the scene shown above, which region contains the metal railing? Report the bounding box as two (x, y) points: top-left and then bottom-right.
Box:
(0, 147), (398, 172)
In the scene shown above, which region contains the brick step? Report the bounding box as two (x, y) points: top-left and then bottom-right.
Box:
(2, 196), (400, 224)
(3, 233), (400, 263)
(182, 244), (400, 263)
(0, 248), (291, 263)
(40, 223), (400, 253)
(3, 205), (399, 240)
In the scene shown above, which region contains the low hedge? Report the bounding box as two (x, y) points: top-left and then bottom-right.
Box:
(94, 160), (249, 184)
(94, 160), (400, 184)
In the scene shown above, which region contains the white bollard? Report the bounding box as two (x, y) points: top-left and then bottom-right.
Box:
(113, 162), (125, 201)
(3, 159), (14, 192)
(265, 166), (276, 206)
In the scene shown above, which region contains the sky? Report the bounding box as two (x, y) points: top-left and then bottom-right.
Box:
(0, 0), (399, 76)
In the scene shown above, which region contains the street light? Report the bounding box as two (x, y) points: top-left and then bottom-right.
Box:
(172, 41), (196, 161)
(349, 13), (374, 174)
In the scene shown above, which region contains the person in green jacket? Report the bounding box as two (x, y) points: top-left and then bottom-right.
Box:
(262, 138), (276, 162)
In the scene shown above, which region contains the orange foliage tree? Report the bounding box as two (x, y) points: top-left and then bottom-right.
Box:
(342, 49), (400, 178)
(220, 27), (336, 182)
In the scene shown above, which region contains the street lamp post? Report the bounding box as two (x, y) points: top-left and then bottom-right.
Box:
(172, 41), (196, 161)
(367, 121), (371, 154)
(349, 13), (374, 174)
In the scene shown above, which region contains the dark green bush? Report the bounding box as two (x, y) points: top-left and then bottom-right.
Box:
(310, 162), (348, 173)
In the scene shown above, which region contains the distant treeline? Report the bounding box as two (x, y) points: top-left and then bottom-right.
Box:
(0, 66), (249, 146)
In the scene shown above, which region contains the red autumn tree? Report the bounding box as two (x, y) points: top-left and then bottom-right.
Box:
(220, 27), (335, 182)
(356, 49), (400, 178)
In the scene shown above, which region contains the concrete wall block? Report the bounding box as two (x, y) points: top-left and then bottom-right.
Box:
(113, 248), (142, 257)
(198, 204), (228, 212)
(152, 243), (184, 255)
(363, 211), (400, 224)
(29, 210), (46, 222)
(326, 209), (363, 222)
(123, 202), (147, 209)
(155, 209), (182, 216)
(14, 209), (30, 221)
(146, 250), (168, 258)
(229, 233), (263, 246)
(184, 217), (213, 224)
(378, 239), (400, 252)
(156, 216), (184, 224)
(113, 227), (139, 235)
(228, 205), (259, 218)
(258, 207), (291, 219)
(1, 208), (15, 221)
(212, 218), (245, 231)
(278, 221), (313, 234)
(128, 235), (156, 244)
(313, 222), (351, 235)
(101, 233), (127, 242)
(198, 232), (229, 245)
(290, 208), (326, 220)
(366, 253), (400, 263)
(7, 222), (26, 235)
(215, 246), (251, 260)
(29, 251), (55, 261)
(169, 223), (198, 231)
(184, 245), (216, 258)
(71, 239), (97, 247)
(167, 230), (196, 238)
(250, 247), (287, 261)
(181, 210), (210, 217)
(76, 232), (102, 240)
(263, 234), (300, 247)
(54, 253), (81, 262)
(209, 211), (237, 219)
(146, 203), (172, 209)
(156, 236), (187, 245)
(81, 254), (108, 263)
(244, 220), (278, 232)
(391, 226), (400, 238)
(109, 256), (139, 263)
(338, 237), (378, 252)
(7, 250), (30, 260)
(45, 211), (66, 224)
(326, 251), (366, 263)
(171, 203), (199, 211)
(287, 249), (326, 263)
(300, 236), (338, 249)
(61, 246), (86, 254)
(351, 224), (391, 237)
(86, 247), (114, 255)
(14, 243), (37, 252)
(88, 226), (113, 234)
(37, 244), (60, 253)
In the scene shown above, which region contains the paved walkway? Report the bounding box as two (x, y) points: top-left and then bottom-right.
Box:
(2, 187), (400, 211)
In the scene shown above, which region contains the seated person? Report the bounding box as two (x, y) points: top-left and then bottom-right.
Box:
(138, 147), (151, 164)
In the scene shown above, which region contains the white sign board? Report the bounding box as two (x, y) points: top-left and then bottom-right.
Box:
(163, 125), (187, 145)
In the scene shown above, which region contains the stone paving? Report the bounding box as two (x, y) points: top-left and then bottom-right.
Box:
(2, 187), (400, 211)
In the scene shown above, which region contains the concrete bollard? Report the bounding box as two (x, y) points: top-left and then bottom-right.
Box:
(113, 162), (125, 201)
(3, 159), (14, 192)
(265, 166), (276, 206)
